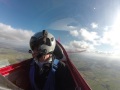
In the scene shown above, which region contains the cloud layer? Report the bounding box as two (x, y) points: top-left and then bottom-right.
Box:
(63, 40), (95, 52)
(49, 17), (120, 54)
(1, 16), (119, 54)
(0, 23), (34, 48)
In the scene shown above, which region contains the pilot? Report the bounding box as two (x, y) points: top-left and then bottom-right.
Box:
(29, 30), (75, 90)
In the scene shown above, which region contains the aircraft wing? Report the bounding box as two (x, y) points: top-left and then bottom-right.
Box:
(67, 50), (86, 53)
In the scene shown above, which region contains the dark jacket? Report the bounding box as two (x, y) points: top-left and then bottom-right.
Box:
(33, 60), (75, 90)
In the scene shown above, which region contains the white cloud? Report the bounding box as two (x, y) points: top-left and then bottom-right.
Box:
(69, 30), (79, 37)
(63, 40), (95, 52)
(49, 17), (120, 53)
(104, 26), (108, 31)
(0, 23), (34, 47)
(100, 12), (120, 49)
(100, 28), (120, 49)
(62, 44), (71, 50)
(69, 28), (101, 46)
(67, 25), (77, 29)
(91, 22), (98, 29)
(70, 40), (91, 49)
(49, 18), (78, 30)
(103, 26), (113, 31)
(79, 28), (100, 45)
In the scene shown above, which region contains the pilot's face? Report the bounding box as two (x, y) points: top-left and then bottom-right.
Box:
(32, 48), (51, 62)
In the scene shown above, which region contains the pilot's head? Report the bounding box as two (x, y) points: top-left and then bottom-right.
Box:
(29, 30), (56, 63)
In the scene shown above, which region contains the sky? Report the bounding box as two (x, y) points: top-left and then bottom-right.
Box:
(0, 0), (120, 54)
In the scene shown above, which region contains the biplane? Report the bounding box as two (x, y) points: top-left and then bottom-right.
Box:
(0, 41), (91, 90)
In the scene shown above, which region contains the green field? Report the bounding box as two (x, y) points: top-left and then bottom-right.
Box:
(69, 53), (120, 90)
(1, 47), (120, 90)
(0, 48), (32, 66)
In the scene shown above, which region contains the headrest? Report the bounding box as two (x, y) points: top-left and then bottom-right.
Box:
(53, 43), (63, 60)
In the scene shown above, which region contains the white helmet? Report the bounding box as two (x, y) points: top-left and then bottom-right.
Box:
(30, 30), (56, 55)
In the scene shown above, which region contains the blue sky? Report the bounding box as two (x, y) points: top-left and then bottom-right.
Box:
(0, 0), (120, 54)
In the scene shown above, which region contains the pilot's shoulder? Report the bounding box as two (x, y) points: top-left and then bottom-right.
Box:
(58, 61), (65, 66)
(57, 61), (67, 71)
